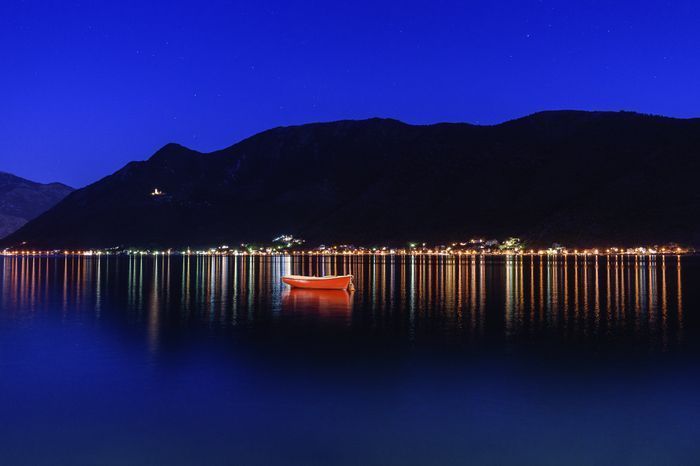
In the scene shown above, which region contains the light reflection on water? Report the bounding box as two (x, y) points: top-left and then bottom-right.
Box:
(0, 254), (689, 355)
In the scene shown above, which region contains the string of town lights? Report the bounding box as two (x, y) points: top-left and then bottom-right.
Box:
(2, 236), (692, 257)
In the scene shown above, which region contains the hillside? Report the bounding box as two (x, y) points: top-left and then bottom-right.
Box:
(0, 173), (73, 239)
(3, 111), (699, 249)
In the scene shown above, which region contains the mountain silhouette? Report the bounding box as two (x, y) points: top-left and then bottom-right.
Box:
(3, 111), (699, 249)
(0, 172), (73, 239)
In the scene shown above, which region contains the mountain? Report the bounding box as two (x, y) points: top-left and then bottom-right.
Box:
(2, 111), (700, 249)
(0, 173), (73, 239)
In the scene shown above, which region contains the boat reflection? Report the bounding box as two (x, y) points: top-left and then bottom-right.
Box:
(281, 288), (354, 317)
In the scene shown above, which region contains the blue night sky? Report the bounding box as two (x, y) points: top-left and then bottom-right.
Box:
(2, 0), (699, 187)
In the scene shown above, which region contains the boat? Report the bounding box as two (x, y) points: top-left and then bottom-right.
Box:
(281, 274), (354, 290)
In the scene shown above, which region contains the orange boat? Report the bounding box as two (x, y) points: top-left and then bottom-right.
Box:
(281, 274), (354, 290)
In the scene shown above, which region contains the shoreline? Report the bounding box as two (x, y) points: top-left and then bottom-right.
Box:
(2, 247), (694, 257)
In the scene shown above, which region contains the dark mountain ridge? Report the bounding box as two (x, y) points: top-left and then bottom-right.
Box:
(3, 111), (700, 249)
(0, 172), (73, 239)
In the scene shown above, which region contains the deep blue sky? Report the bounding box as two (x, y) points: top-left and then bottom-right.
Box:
(2, 0), (699, 187)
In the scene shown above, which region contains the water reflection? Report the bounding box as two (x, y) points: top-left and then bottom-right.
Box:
(282, 289), (353, 319)
(0, 254), (693, 355)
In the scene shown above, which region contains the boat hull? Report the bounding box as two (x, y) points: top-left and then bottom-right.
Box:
(282, 275), (353, 290)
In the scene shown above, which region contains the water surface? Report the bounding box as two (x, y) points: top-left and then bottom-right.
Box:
(1, 255), (698, 465)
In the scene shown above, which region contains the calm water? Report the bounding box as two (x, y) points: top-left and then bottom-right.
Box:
(1, 254), (699, 465)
